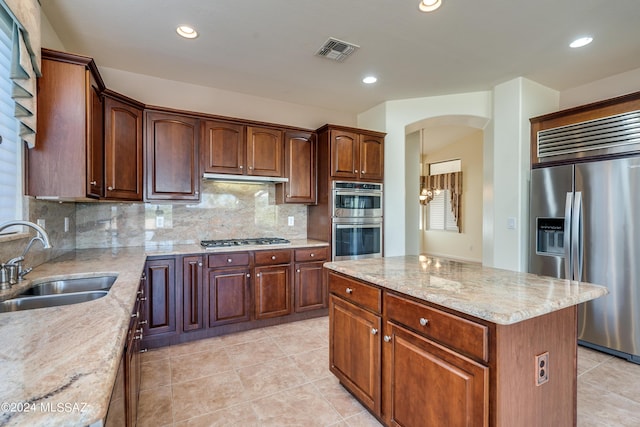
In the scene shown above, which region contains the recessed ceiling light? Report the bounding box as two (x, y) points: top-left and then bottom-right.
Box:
(570, 36), (593, 48)
(176, 25), (198, 39)
(419, 0), (442, 12)
(363, 76), (377, 84)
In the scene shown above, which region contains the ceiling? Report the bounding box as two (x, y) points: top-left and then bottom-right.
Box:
(41, 0), (640, 116)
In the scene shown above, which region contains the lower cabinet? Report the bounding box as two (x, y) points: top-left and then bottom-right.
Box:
(329, 294), (381, 414)
(383, 322), (488, 427)
(255, 264), (291, 319)
(182, 255), (204, 332)
(328, 271), (488, 427)
(142, 258), (177, 347)
(294, 247), (329, 312)
(207, 266), (251, 327)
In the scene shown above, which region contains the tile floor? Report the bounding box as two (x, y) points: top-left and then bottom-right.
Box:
(138, 316), (640, 426)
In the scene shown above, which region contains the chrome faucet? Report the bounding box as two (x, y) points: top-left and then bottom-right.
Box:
(0, 220), (52, 286)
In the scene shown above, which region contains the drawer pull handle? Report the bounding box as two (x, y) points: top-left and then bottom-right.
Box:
(371, 328), (378, 335)
(384, 335), (392, 343)
(139, 297), (148, 302)
(139, 348), (148, 354)
(131, 311), (139, 318)
(246, 273), (251, 278)
(227, 258), (233, 263)
(139, 320), (148, 325)
(346, 287), (353, 294)
(310, 253), (315, 257)
(296, 269), (301, 273)
(419, 317), (429, 326)
(271, 255), (276, 260)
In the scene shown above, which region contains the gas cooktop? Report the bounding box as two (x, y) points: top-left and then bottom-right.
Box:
(200, 237), (291, 248)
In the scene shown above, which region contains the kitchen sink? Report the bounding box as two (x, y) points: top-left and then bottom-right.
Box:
(0, 291), (109, 313)
(19, 275), (117, 296)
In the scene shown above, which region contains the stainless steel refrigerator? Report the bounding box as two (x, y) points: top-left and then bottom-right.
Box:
(529, 156), (640, 363)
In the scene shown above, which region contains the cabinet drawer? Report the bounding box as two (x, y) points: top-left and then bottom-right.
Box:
(295, 247), (329, 262)
(208, 252), (250, 268)
(255, 249), (291, 266)
(328, 272), (381, 313)
(385, 292), (488, 362)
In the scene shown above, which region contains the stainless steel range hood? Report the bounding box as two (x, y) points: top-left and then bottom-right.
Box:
(202, 173), (288, 183)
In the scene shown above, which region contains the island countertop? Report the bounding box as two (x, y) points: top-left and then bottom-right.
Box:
(324, 255), (608, 325)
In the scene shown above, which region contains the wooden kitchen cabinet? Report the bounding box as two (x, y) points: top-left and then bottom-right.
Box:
(383, 322), (488, 427)
(182, 255), (205, 332)
(103, 90), (143, 200)
(318, 125), (384, 181)
(293, 247), (328, 312)
(207, 253), (251, 327)
(29, 48), (106, 199)
(142, 258), (177, 346)
(246, 126), (284, 177)
(276, 131), (317, 204)
(201, 120), (245, 174)
(145, 111), (200, 201)
(254, 249), (292, 319)
(329, 293), (382, 415)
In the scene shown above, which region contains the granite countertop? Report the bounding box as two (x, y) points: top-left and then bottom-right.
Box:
(324, 255), (609, 325)
(0, 239), (328, 426)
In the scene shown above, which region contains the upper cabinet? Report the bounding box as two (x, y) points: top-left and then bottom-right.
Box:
(318, 125), (385, 182)
(145, 111), (200, 201)
(201, 120), (245, 175)
(29, 49), (106, 199)
(276, 131), (317, 204)
(246, 126), (284, 177)
(103, 90), (144, 200)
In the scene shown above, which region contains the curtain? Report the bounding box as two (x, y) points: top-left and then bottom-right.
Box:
(419, 171), (463, 229)
(1, 0), (40, 148)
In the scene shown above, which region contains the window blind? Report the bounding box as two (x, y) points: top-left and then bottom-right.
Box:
(0, 6), (20, 227)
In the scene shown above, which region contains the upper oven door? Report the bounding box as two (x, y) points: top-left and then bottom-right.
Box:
(332, 190), (383, 218)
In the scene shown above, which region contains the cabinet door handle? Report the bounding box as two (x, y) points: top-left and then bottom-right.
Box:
(419, 317), (429, 326)
(239, 165), (244, 169)
(246, 273), (251, 278)
(90, 180), (97, 186)
(249, 166), (253, 170)
(354, 169), (358, 173)
(198, 262), (202, 267)
(107, 186), (114, 191)
(286, 194), (290, 198)
(362, 170), (366, 174)
(371, 328), (378, 335)
(139, 297), (148, 301)
(139, 348), (148, 354)
(131, 311), (139, 318)
(346, 287), (353, 294)
(139, 320), (148, 325)
(195, 191), (199, 195)
(256, 273), (261, 277)
(384, 335), (392, 343)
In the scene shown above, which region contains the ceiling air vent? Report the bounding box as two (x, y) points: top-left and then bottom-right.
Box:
(315, 37), (360, 62)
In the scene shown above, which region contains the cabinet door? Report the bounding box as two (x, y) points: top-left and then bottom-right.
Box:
(182, 256), (204, 332)
(254, 264), (291, 319)
(384, 322), (488, 427)
(278, 131), (316, 204)
(145, 112), (200, 201)
(201, 120), (245, 174)
(126, 315), (141, 427)
(294, 261), (326, 312)
(246, 126), (284, 177)
(104, 96), (143, 200)
(330, 129), (359, 179)
(359, 134), (384, 181)
(329, 295), (381, 414)
(208, 268), (251, 326)
(143, 258), (176, 337)
(87, 82), (104, 198)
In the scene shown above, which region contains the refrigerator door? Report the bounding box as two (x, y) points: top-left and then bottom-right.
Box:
(576, 156), (640, 360)
(529, 165), (574, 279)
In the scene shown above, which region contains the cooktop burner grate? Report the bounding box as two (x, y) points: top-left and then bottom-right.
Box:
(200, 237), (291, 248)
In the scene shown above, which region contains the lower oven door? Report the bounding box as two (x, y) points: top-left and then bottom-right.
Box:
(332, 219), (383, 261)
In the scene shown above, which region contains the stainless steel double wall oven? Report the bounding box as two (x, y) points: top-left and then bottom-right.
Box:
(331, 181), (383, 260)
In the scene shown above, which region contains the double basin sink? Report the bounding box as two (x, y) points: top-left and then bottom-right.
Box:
(0, 275), (116, 313)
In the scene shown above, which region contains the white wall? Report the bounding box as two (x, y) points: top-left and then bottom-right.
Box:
(404, 130), (421, 255)
(560, 67), (640, 110)
(358, 92), (493, 257)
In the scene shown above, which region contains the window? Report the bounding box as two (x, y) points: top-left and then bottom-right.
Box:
(427, 159), (460, 232)
(0, 6), (21, 231)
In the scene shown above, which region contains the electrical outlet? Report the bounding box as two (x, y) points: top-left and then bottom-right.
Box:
(535, 352), (549, 386)
(36, 218), (45, 229)
(64, 217), (70, 233)
(288, 216), (295, 226)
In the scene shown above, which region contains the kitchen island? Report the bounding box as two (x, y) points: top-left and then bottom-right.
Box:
(324, 255), (608, 427)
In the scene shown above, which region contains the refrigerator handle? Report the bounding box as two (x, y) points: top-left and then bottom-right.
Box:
(573, 192), (583, 282)
(564, 192), (573, 280)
